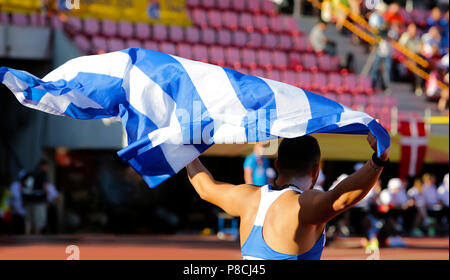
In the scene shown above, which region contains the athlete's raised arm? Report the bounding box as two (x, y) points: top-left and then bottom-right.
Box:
(186, 158), (258, 217)
(299, 132), (390, 225)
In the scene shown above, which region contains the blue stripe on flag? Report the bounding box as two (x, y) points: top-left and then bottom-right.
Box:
(223, 68), (277, 142)
(304, 90), (344, 134)
(124, 48), (213, 151)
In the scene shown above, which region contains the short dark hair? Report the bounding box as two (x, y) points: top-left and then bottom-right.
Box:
(277, 135), (321, 176)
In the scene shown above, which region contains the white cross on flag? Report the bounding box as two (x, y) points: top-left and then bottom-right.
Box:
(399, 120), (428, 179)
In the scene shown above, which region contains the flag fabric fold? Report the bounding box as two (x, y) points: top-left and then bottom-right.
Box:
(0, 48), (390, 188)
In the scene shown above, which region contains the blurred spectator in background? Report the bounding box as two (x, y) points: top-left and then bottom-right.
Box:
(440, 11), (449, 51)
(399, 23), (425, 95)
(368, 2), (387, 31)
(9, 170), (27, 234)
(332, 0), (349, 31)
(408, 178), (429, 236)
(243, 143), (275, 186)
(309, 20), (337, 55)
(426, 7), (443, 31)
(384, 3), (405, 27)
(437, 173), (449, 234)
(370, 34), (392, 94)
(20, 160), (59, 235)
(0, 185), (12, 234)
(421, 26), (442, 59)
(377, 178), (410, 247)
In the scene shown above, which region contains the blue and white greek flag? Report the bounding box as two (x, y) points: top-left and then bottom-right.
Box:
(0, 48), (390, 188)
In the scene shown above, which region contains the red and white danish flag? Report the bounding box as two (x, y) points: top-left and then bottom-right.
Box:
(399, 120), (428, 179)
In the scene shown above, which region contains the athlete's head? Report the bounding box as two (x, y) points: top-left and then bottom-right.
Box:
(275, 135), (321, 189)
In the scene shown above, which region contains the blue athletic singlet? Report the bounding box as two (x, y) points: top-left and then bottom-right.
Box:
(241, 185), (326, 260)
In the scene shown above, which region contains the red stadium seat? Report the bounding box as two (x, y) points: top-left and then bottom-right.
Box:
(84, 18), (100, 36)
(233, 30), (248, 47)
(73, 34), (91, 54)
(136, 22), (151, 40)
(66, 16), (82, 34)
(338, 93), (353, 107)
(242, 49), (257, 69)
(50, 15), (63, 30)
(1, 12), (9, 25)
(11, 13), (29, 26)
(267, 69), (282, 81)
(368, 95), (383, 107)
(268, 16), (283, 34)
(177, 43), (193, 59)
(209, 45), (226, 66)
(144, 40), (158, 51)
(187, 0), (201, 9)
(325, 92), (337, 101)
(261, 0), (277, 16)
(250, 68), (266, 78)
(272, 51), (288, 70)
(292, 36), (307, 52)
(101, 19), (117, 37)
(343, 74), (358, 94)
(169, 25), (184, 42)
(231, 0), (246, 12)
(263, 33), (278, 49)
(222, 11), (238, 31)
(278, 34), (292, 51)
(200, 28), (216, 45)
(288, 53), (302, 71)
(247, 0), (260, 14)
(254, 14), (269, 34)
(235, 66), (250, 75)
(118, 21), (134, 39)
(256, 50), (273, 70)
(247, 32), (263, 48)
(29, 13), (46, 27)
(353, 94), (368, 107)
(192, 8), (208, 29)
(152, 24), (168, 41)
(302, 53), (318, 72)
(312, 72), (328, 92)
(185, 26), (201, 44)
(283, 16), (300, 36)
(239, 13), (254, 33)
(125, 39), (143, 49)
(201, 0), (216, 10)
(217, 29), (232, 46)
(357, 75), (374, 95)
(193, 45), (209, 62)
(207, 10), (223, 29)
(328, 73), (343, 93)
(318, 54), (338, 72)
(225, 47), (241, 68)
(92, 36), (107, 53)
(297, 72), (313, 91)
(107, 38), (125, 52)
(159, 42), (176, 55)
(217, 0), (232, 10)
(282, 70), (297, 86)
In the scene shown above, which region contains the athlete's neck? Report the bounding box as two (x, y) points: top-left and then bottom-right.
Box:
(275, 175), (313, 192)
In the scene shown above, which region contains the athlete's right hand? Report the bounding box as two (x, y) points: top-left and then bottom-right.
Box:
(367, 132), (390, 161)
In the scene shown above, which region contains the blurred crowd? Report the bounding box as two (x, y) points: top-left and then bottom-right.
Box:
(326, 170), (449, 249)
(317, 0), (449, 114)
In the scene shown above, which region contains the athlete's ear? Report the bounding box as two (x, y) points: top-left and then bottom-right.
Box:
(311, 163), (320, 179)
(274, 159), (279, 171)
